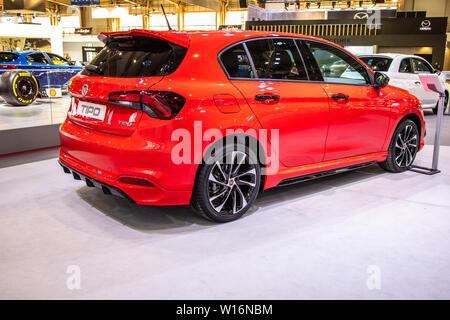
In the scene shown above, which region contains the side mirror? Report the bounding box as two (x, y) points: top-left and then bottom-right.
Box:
(374, 71), (389, 88)
(434, 69), (441, 75)
(68, 61), (76, 66)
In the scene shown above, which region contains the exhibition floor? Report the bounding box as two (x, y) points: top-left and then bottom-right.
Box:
(1, 141), (449, 299)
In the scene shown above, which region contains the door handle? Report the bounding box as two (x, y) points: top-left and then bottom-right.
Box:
(331, 94), (349, 101)
(414, 81), (421, 85)
(255, 94), (280, 102)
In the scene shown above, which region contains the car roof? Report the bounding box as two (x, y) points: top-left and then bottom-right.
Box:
(98, 29), (374, 74)
(0, 51), (51, 56)
(359, 53), (405, 59)
(359, 53), (429, 61)
(20, 51), (51, 55)
(99, 29), (340, 50)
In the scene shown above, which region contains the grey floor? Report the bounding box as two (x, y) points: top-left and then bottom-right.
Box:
(0, 138), (450, 298)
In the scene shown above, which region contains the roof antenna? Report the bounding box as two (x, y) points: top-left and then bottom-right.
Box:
(160, 4), (173, 31)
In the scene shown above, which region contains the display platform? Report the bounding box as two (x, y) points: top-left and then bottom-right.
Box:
(0, 96), (70, 130)
(0, 145), (449, 299)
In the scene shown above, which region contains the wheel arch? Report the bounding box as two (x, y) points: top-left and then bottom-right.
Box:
(194, 133), (268, 195)
(34, 74), (41, 89)
(402, 113), (422, 138)
(383, 112), (423, 153)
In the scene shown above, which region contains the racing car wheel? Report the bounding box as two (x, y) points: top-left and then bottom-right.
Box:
(0, 71), (39, 106)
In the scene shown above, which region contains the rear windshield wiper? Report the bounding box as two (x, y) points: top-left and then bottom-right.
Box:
(85, 64), (103, 75)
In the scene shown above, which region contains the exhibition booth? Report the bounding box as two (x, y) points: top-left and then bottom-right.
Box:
(0, 0), (450, 303)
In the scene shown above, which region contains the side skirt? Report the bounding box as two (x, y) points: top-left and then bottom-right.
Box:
(277, 161), (377, 187)
(263, 151), (387, 189)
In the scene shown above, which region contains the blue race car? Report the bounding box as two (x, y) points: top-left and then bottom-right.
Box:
(0, 51), (83, 106)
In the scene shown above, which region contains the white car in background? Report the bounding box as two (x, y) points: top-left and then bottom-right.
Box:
(359, 54), (448, 114)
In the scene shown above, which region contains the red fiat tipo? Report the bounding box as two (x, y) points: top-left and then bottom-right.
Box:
(59, 30), (425, 222)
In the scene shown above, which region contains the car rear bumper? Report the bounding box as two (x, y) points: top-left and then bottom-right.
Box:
(59, 154), (192, 206)
(59, 160), (133, 201)
(59, 119), (195, 206)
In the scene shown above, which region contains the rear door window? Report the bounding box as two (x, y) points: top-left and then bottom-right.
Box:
(399, 58), (413, 73)
(26, 53), (48, 64)
(360, 57), (393, 72)
(0, 52), (18, 62)
(81, 36), (187, 77)
(245, 38), (308, 80)
(220, 44), (253, 78)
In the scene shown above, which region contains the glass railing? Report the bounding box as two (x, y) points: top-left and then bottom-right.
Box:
(0, 67), (80, 131)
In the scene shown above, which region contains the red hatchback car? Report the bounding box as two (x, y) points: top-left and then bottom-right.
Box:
(59, 30), (425, 222)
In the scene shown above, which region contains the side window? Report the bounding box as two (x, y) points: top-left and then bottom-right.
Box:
(220, 44), (253, 78)
(360, 57), (393, 72)
(0, 53), (18, 62)
(245, 38), (308, 80)
(48, 53), (69, 66)
(26, 53), (48, 64)
(296, 40), (323, 81)
(411, 58), (433, 74)
(305, 41), (370, 85)
(399, 58), (412, 73)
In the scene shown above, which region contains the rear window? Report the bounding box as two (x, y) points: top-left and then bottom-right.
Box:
(0, 52), (18, 62)
(220, 44), (253, 78)
(81, 36), (187, 77)
(360, 56), (393, 72)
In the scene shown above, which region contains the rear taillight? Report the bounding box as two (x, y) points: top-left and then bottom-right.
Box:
(108, 91), (186, 120)
(109, 92), (141, 109)
(68, 97), (74, 113)
(0, 64), (17, 69)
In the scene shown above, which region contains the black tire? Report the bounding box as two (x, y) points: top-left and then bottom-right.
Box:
(191, 142), (261, 223)
(432, 91), (448, 114)
(0, 71), (38, 106)
(379, 119), (419, 173)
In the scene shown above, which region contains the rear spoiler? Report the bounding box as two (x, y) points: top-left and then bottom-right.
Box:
(98, 29), (190, 48)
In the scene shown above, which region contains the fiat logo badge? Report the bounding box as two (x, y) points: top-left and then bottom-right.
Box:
(82, 84), (88, 96)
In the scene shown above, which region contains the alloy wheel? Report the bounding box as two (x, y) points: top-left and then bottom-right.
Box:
(207, 151), (257, 215)
(394, 124), (418, 168)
